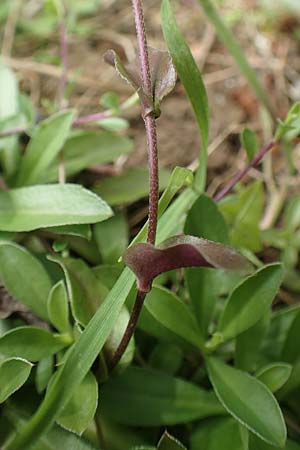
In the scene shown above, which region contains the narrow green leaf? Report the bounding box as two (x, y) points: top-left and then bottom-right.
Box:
(281, 309), (300, 363)
(0, 358), (32, 403)
(157, 432), (187, 450)
(218, 264), (283, 341)
(0, 327), (70, 362)
(256, 363), (292, 393)
(15, 110), (75, 186)
(161, 0), (209, 191)
(46, 131), (133, 181)
(57, 371), (98, 435)
(197, 0), (273, 114)
(0, 184), (112, 232)
(185, 195), (229, 335)
(241, 128), (259, 162)
(101, 366), (224, 426)
(35, 357), (53, 394)
(94, 167), (170, 205)
(3, 188), (198, 450)
(94, 212), (128, 264)
(144, 286), (203, 349)
(45, 224), (91, 239)
(207, 357), (286, 447)
(47, 280), (71, 334)
(0, 241), (52, 320)
(50, 257), (108, 326)
(191, 417), (246, 450)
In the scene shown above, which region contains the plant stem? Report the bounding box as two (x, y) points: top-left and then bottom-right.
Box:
(109, 290), (146, 369)
(110, 0), (159, 369)
(214, 140), (276, 201)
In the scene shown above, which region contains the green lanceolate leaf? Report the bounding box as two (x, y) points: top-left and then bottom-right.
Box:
(35, 357), (53, 394)
(15, 110), (75, 186)
(94, 167), (170, 206)
(241, 128), (259, 162)
(0, 327), (71, 362)
(185, 195), (229, 335)
(45, 224), (91, 240)
(0, 358), (32, 403)
(217, 264), (283, 341)
(94, 212), (128, 264)
(47, 280), (71, 334)
(157, 432), (187, 450)
(3, 189), (198, 450)
(191, 417), (247, 450)
(256, 363), (292, 393)
(281, 309), (300, 363)
(207, 357), (286, 447)
(101, 366), (224, 426)
(0, 241), (52, 320)
(50, 257), (108, 326)
(197, 0), (273, 114)
(144, 286), (203, 349)
(57, 371), (98, 435)
(46, 131), (133, 182)
(0, 184), (112, 232)
(161, 0), (209, 191)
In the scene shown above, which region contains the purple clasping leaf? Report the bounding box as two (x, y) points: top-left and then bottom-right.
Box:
(124, 235), (253, 292)
(104, 47), (176, 117)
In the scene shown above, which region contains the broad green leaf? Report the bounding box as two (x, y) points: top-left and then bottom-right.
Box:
(198, 0), (273, 114)
(235, 313), (270, 372)
(184, 195), (229, 335)
(15, 110), (74, 186)
(207, 357), (286, 447)
(94, 167), (170, 205)
(281, 309), (300, 363)
(101, 366), (224, 426)
(191, 417), (246, 450)
(47, 280), (71, 334)
(0, 241), (52, 320)
(256, 363), (292, 392)
(161, 0), (209, 191)
(144, 286), (203, 349)
(57, 371), (98, 435)
(0, 358), (32, 403)
(220, 181), (264, 252)
(157, 432), (187, 450)
(0, 327), (70, 362)
(217, 264), (283, 341)
(35, 357), (53, 394)
(241, 128), (259, 162)
(0, 184), (112, 232)
(94, 212), (128, 264)
(46, 131), (133, 181)
(3, 188), (198, 450)
(50, 257), (108, 326)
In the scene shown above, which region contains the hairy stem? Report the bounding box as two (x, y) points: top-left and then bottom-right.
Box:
(110, 0), (159, 369)
(214, 140), (276, 201)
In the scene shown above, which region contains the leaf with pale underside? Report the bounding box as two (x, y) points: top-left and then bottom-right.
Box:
(124, 235), (252, 292)
(104, 47), (176, 117)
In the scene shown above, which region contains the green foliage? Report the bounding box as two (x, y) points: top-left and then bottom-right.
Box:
(1, 2), (300, 449)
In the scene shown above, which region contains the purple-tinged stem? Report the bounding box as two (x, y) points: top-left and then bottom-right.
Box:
(0, 126), (26, 137)
(109, 0), (159, 370)
(73, 111), (109, 126)
(214, 140), (276, 202)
